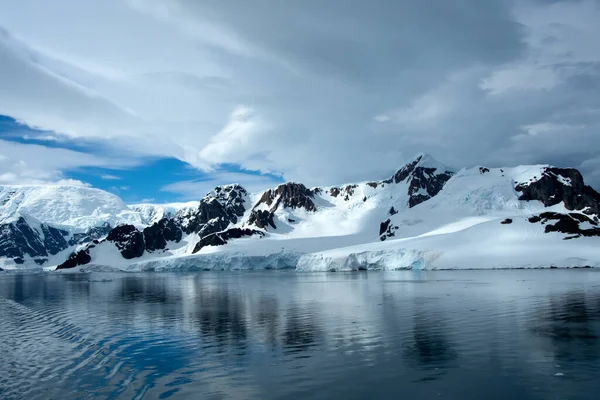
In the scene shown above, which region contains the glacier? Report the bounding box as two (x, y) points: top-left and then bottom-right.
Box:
(2, 154), (600, 272)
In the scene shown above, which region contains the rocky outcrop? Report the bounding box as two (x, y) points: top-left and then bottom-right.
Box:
(329, 185), (358, 201)
(192, 228), (265, 253)
(176, 185), (248, 235)
(247, 210), (276, 229)
(0, 217), (69, 265)
(382, 155), (455, 208)
(379, 219), (399, 241)
(528, 212), (600, 239)
(247, 183), (316, 230)
(143, 218), (182, 252)
(106, 224), (145, 259)
(256, 183), (317, 212)
(56, 248), (92, 270)
(406, 168), (454, 208)
(68, 223), (112, 246)
(515, 167), (600, 216)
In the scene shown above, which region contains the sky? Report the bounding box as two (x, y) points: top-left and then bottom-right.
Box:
(0, 0), (599, 203)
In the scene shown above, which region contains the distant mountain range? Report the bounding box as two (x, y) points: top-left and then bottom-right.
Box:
(1, 154), (599, 272)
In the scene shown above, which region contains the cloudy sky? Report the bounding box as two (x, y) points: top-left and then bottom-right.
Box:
(0, 0), (599, 202)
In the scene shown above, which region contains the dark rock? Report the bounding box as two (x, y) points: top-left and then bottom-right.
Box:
(248, 183), (316, 230)
(247, 210), (276, 229)
(329, 187), (341, 197)
(527, 211), (600, 239)
(143, 218), (182, 252)
(68, 223), (112, 246)
(41, 225), (69, 255)
(379, 219), (398, 241)
(379, 219), (391, 237)
(56, 249), (92, 270)
(500, 218), (513, 224)
(0, 217), (69, 264)
(288, 218), (296, 223)
(387, 155), (455, 208)
(256, 182), (316, 212)
(479, 167), (490, 174)
(367, 182), (379, 189)
(106, 225), (145, 259)
(176, 184), (248, 235)
(389, 206), (398, 216)
(515, 167), (600, 216)
(193, 228), (265, 253)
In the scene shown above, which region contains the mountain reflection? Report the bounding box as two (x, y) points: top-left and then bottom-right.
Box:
(402, 300), (457, 373)
(191, 282), (248, 353)
(282, 304), (322, 356)
(530, 290), (600, 362)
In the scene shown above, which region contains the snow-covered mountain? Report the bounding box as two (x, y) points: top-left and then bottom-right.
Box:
(0, 185), (196, 268)
(2, 154), (600, 271)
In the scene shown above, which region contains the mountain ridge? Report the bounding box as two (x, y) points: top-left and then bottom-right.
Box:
(1, 154), (599, 271)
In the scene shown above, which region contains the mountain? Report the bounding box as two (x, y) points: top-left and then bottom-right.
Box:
(0, 185), (145, 230)
(0, 186), (194, 268)
(2, 154), (600, 271)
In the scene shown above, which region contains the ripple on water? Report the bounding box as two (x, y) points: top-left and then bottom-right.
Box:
(1, 271), (600, 399)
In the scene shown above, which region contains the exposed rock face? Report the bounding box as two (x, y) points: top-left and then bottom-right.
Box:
(501, 218), (513, 225)
(383, 155), (455, 208)
(248, 183), (316, 230)
(515, 167), (600, 216)
(68, 222), (112, 246)
(0, 217), (69, 265)
(528, 212), (600, 239)
(143, 218), (182, 252)
(106, 224), (145, 259)
(192, 228), (265, 254)
(256, 183), (316, 212)
(176, 185), (248, 235)
(328, 185), (358, 201)
(56, 248), (92, 270)
(379, 219), (399, 241)
(247, 210), (276, 229)
(406, 168), (454, 208)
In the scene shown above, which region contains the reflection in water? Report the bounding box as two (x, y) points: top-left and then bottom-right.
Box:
(403, 314), (457, 370)
(282, 304), (322, 356)
(0, 270), (600, 400)
(193, 283), (248, 353)
(530, 290), (600, 364)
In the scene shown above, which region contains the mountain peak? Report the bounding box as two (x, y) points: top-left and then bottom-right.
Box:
(404, 153), (453, 173)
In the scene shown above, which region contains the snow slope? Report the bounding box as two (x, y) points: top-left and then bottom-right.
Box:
(115, 162), (600, 272)
(0, 185), (142, 230)
(7, 154), (599, 272)
(128, 202), (199, 225)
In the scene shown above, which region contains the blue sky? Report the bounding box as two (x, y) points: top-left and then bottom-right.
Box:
(0, 115), (282, 203)
(1, 0), (599, 199)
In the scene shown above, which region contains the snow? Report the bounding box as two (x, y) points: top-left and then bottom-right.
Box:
(128, 202), (198, 225)
(6, 157), (600, 272)
(0, 185), (143, 231)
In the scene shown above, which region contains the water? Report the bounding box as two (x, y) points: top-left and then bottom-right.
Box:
(1, 270), (600, 399)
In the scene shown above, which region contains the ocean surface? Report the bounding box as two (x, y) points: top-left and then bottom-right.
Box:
(1, 270), (600, 399)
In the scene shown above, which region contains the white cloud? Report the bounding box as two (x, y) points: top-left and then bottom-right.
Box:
(0, 0), (598, 190)
(100, 174), (122, 180)
(481, 0), (600, 96)
(0, 139), (134, 185)
(161, 171), (282, 200)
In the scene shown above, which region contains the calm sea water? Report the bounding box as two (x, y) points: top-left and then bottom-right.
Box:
(1, 270), (600, 399)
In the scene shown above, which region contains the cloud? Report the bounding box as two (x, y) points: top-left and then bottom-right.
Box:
(100, 174), (122, 180)
(161, 171), (282, 200)
(0, 0), (598, 191)
(0, 139), (133, 185)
